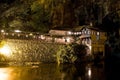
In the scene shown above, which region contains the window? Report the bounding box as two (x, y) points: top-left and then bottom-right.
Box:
(96, 35), (100, 40)
(79, 32), (81, 35)
(97, 32), (100, 35)
(88, 30), (91, 34)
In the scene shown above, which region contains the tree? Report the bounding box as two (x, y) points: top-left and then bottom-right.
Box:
(56, 43), (87, 64)
(29, 1), (50, 32)
(0, 0), (119, 32)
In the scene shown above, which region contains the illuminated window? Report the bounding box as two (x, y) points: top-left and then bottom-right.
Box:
(97, 32), (100, 35)
(74, 32), (77, 35)
(77, 32), (79, 35)
(85, 31), (86, 34)
(68, 31), (72, 35)
(79, 32), (81, 34)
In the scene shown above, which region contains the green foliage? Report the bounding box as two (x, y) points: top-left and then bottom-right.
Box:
(0, 40), (6, 48)
(30, 1), (50, 32)
(0, 0), (51, 33)
(56, 43), (87, 64)
(0, 0), (119, 32)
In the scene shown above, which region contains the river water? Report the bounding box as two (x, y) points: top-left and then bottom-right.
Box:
(0, 62), (108, 80)
(0, 61), (120, 80)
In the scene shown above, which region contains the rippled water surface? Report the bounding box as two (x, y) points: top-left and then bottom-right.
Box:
(0, 63), (108, 80)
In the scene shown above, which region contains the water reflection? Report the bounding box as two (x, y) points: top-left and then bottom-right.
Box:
(0, 68), (10, 80)
(87, 65), (92, 78)
(0, 63), (105, 80)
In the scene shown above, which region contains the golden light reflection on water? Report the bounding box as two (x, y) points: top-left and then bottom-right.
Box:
(0, 68), (11, 80)
(0, 63), (106, 80)
(88, 68), (92, 78)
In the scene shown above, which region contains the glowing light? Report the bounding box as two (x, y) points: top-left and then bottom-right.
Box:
(0, 44), (12, 56)
(14, 30), (21, 33)
(41, 35), (45, 39)
(90, 22), (93, 26)
(0, 68), (12, 80)
(68, 31), (72, 35)
(66, 37), (71, 43)
(26, 35), (28, 37)
(1, 30), (4, 33)
(88, 45), (91, 51)
(29, 33), (33, 36)
(87, 68), (92, 79)
(33, 36), (36, 38)
(97, 32), (100, 35)
(0, 70), (9, 80)
(88, 68), (91, 76)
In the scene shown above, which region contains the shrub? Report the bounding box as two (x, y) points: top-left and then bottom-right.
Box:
(56, 43), (87, 64)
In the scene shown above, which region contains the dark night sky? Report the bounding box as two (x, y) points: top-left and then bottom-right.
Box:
(0, 0), (15, 4)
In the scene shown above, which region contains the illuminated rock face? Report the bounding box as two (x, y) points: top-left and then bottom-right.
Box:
(2, 39), (62, 63)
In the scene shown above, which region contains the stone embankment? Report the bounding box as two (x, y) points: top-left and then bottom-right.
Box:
(1, 39), (64, 64)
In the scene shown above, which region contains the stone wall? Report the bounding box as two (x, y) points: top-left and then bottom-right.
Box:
(2, 39), (63, 63)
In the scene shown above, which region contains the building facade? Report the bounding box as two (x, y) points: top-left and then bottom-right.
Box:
(49, 26), (107, 57)
(78, 27), (107, 57)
